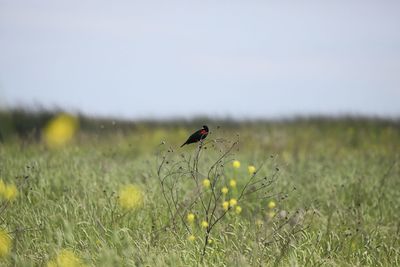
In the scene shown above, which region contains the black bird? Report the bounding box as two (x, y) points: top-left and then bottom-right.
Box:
(180, 125), (209, 147)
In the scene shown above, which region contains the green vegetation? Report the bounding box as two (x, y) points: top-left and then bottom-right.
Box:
(0, 113), (399, 266)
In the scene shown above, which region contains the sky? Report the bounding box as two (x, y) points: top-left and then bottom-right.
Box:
(0, 0), (399, 119)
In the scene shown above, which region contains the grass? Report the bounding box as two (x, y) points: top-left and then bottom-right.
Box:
(1, 118), (399, 266)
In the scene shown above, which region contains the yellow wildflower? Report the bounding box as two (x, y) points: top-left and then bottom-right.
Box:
(232, 160), (241, 169)
(267, 211), (276, 219)
(268, 200), (276, 209)
(3, 184), (18, 202)
(229, 179), (237, 188)
(118, 184), (144, 211)
(235, 206), (242, 214)
(221, 186), (228, 195)
(229, 198), (237, 207)
(207, 238), (213, 244)
(202, 179), (211, 188)
(201, 221), (209, 228)
(248, 165), (256, 174)
(43, 113), (79, 148)
(47, 249), (86, 267)
(0, 229), (11, 258)
(187, 213), (195, 223)
(188, 235), (196, 241)
(222, 201), (229, 211)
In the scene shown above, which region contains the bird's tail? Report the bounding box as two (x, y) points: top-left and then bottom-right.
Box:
(180, 142), (186, 148)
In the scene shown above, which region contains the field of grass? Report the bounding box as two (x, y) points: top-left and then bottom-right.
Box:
(1, 117), (399, 266)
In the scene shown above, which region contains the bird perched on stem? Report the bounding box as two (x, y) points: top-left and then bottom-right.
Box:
(180, 125), (209, 147)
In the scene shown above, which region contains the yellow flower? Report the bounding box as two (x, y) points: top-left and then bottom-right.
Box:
(235, 206), (242, 214)
(232, 160), (241, 169)
(118, 184), (144, 211)
(267, 211), (276, 219)
(248, 165), (256, 174)
(202, 179), (211, 188)
(229, 179), (237, 188)
(187, 213), (195, 223)
(0, 181), (18, 202)
(3, 184), (18, 202)
(268, 200), (276, 209)
(229, 198), (237, 207)
(201, 221), (209, 228)
(188, 235), (196, 241)
(47, 249), (86, 267)
(0, 229), (11, 258)
(207, 238), (213, 244)
(222, 201), (229, 211)
(221, 186), (228, 195)
(43, 113), (79, 148)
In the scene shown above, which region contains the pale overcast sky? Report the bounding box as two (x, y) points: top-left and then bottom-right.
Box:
(0, 0), (399, 119)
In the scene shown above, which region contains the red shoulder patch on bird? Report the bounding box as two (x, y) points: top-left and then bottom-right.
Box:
(200, 129), (207, 135)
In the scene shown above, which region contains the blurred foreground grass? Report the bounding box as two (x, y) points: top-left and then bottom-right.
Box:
(0, 111), (399, 266)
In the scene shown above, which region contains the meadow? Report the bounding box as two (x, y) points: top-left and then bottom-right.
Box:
(0, 115), (399, 266)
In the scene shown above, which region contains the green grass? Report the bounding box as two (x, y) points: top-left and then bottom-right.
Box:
(1, 119), (399, 266)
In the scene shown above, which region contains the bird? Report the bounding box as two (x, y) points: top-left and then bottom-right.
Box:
(180, 125), (209, 147)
